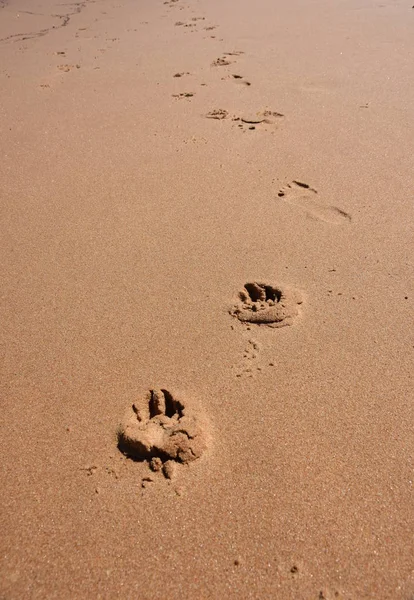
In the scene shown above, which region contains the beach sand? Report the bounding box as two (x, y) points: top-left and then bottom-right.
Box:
(1, 0), (413, 597)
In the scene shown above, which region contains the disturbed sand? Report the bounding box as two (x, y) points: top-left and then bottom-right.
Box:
(1, 0), (414, 598)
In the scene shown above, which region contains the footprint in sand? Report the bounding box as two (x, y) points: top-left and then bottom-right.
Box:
(211, 57), (233, 67)
(206, 108), (229, 120)
(237, 110), (284, 127)
(117, 389), (208, 479)
(172, 92), (194, 99)
(57, 64), (80, 72)
(205, 109), (283, 131)
(278, 181), (352, 225)
(230, 282), (303, 328)
(230, 74), (251, 86)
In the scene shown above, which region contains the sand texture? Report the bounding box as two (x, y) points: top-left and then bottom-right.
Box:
(1, 0), (414, 598)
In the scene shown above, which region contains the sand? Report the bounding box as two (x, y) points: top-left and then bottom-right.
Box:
(0, 0), (413, 597)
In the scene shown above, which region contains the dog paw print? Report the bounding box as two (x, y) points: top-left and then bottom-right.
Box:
(117, 389), (208, 477)
(230, 282), (303, 328)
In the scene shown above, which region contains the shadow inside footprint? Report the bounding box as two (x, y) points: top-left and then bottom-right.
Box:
(230, 282), (303, 328)
(118, 389), (207, 465)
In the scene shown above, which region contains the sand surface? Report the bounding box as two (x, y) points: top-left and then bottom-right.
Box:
(1, 0), (414, 597)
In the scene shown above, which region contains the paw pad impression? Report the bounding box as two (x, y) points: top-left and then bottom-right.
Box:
(118, 389), (207, 467)
(230, 282), (303, 327)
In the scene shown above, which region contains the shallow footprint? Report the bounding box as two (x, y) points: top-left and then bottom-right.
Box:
(211, 57), (232, 67)
(206, 108), (229, 120)
(230, 74), (251, 86)
(172, 92), (194, 99)
(278, 181), (351, 225)
(233, 109), (284, 131)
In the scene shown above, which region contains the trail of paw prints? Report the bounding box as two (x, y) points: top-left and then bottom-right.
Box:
(278, 181), (352, 225)
(234, 337), (262, 378)
(233, 335), (278, 379)
(205, 108), (284, 132)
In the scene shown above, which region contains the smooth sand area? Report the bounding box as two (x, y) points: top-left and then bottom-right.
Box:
(1, 0), (413, 598)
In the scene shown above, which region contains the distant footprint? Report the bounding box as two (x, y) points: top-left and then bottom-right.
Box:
(172, 92), (194, 99)
(205, 109), (283, 131)
(205, 108), (228, 120)
(57, 64), (80, 72)
(223, 50), (244, 56)
(230, 74), (251, 86)
(211, 57), (233, 67)
(278, 181), (351, 225)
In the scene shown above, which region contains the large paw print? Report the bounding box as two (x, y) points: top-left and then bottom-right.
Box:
(118, 389), (207, 465)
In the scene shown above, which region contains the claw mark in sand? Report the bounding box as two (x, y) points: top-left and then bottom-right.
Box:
(230, 282), (303, 328)
(278, 181), (352, 225)
(118, 389), (208, 479)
